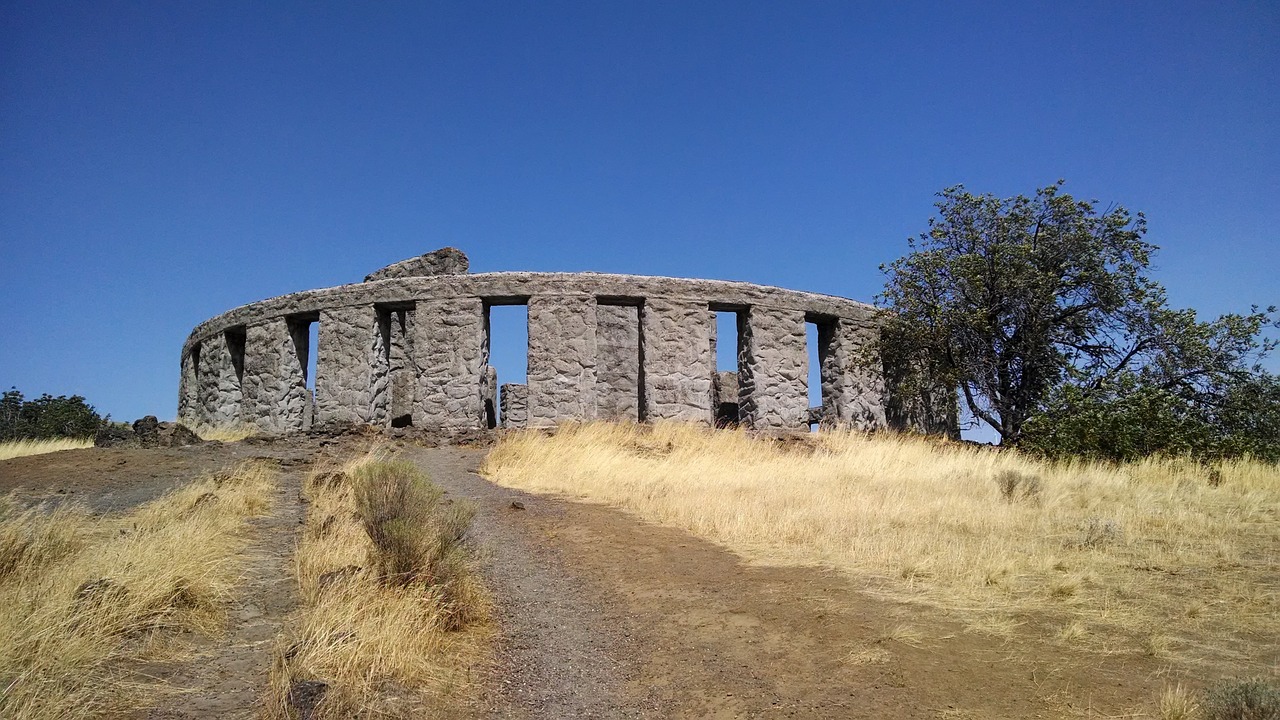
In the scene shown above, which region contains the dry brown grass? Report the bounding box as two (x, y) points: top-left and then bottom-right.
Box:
(481, 422), (1280, 674)
(266, 449), (491, 719)
(0, 437), (94, 461)
(0, 461), (276, 719)
(192, 424), (258, 443)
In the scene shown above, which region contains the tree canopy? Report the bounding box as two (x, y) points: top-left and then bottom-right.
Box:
(878, 182), (1278, 460)
(0, 388), (107, 441)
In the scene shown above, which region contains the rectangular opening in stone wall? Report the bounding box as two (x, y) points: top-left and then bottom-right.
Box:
(224, 327), (246, 387)
(483, 300), (529, 426)
(190, 341), (202, 384)
(806, 320), (822, 431)
(711, 308), (745, 427)
(287, 313), (320, 420)
(376, 303), (416, 428)
(595, 300), (642, 423)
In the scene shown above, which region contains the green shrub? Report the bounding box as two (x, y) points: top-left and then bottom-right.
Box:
(1201, 678), (1280, 720)
(350, 460), (479, 628)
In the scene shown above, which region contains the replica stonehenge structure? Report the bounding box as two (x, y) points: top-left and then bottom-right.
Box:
(179, 248), (939, 434)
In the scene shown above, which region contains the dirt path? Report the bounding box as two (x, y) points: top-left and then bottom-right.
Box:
(410, 446), (1164, 720)
(139, 464), (305, 719)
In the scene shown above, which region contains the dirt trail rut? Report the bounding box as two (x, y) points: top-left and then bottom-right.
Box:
(141, 468), (303, 718)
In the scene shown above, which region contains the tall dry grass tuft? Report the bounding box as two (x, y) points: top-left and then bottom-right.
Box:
(267, 451), (490, 719)
(192, 424), (257, 443)
(0, 437), (94, 461)
(481, 422), (1280, 672)
(0, 461), (276, 719)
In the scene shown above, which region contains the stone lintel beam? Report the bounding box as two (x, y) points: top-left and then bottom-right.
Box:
(527, 295), (598, 427)
(415, 297), (486, 431)
(641, 299), (714, 423)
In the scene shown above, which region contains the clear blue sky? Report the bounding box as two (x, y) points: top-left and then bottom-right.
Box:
(2, 1), (1276, 429)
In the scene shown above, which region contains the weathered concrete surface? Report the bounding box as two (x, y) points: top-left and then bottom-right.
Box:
(382, 308), (416, 425)
(738, 308), (809, 431)
(364, 247), (469, 282)
(527, 296), (598, 427)
(641, 299), (714, 423)
(416, 297), (486, 430)
(178, 349), (198, 424)
(595, 304), (641, 422)
(196, 333), (243, 427)
(500, 383), (528, 429)
(713, 371), (740, 427)
(242, 319), (309, 432)
(482, 365), (499, 429)
(314, 306), (378, 425)
(817, 318), (888, 431)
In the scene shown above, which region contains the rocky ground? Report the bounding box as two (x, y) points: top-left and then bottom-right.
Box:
(0, 435), (1166, 719)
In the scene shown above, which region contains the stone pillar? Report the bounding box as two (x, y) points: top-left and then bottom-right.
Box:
(595, 304), (640, 422)
(527, 295), (598, 427)
(314, 305), (380, 426)
(641, 299), (714, 423)
(178, 348), (198, 424)
(242, 318), (310, 432)
(500, 383), (528, 429)
(196, 333), (243, 428)
(818, 317), (887, 431)
(738, 307), (808, 431)
(415, 297), (487, 431)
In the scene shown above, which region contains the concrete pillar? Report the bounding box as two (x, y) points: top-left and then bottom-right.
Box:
(415, 297), (487, 431)
(178, 348), (198, 425)
(595, 304), (641, 422)
(196, 332), (243, 428)
(641, 299), (714, 423)
(314, 305), (381, 426)
(242, 318), (310, 432)
(738, 307), (808, 431)
(527, 295), (598, 427)
(500, 383), (528, 429)
(818, 317), (887, 431)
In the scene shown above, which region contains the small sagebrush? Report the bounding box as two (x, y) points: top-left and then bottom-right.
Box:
(1201, 678), (1280, 720)
(995, 469), (1041, 503)
(351, 461), (476, 621)
(267, 454), (491, 720)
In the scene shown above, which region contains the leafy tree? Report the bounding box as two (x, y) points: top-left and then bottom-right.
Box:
(0, 387), (107, 441)
(879, 182), (1278, 455)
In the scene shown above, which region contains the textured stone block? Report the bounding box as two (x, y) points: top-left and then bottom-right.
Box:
(527, 296), (598, 427)
(595, 304), (640, 422)
(817, 318), (887, 431)
(738, 307), (808, 431)
(178, 348), (198, 424)
(416, 297), (486, 430)
(500, 383), (527, 428)
(196, 332), (243, 428)
(642, 299), (714, 423)
(243, 318), (310, 432)
(365, 247), (468, 282)
(315, 305), (380, 425)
